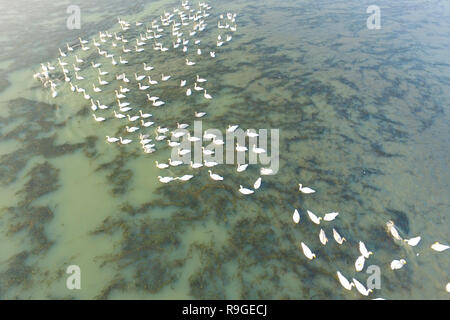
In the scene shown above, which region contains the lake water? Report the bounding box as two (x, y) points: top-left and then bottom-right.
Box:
(0, 0), (448, 299)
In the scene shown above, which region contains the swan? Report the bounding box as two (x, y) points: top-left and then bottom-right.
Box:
(135, 73), (146, 81)
(73, 64), (81, 72)
(120, 86), (130, 93)
(111, 57), (117, 65)
(293, 209), (300, 224)
(195, 111), (206, 118)
(167, 140), (180, 147)
(353, 278), (372, 296)
(359, 241), (373, 258)
(307, 210), (322, 225)
(106, 136), (119, 143)
(69, 82), (75, 92)
(300, 242), (316, 260)
(79, 37), (88, 44)
(404, 236), (421, 247)
(246, 130), (259, 137)
(209, 51), (216, 58)
(81, 44), (90, 51)
(319, 229), (328, 245)
(75, 72), (84, 80)
(115, 90), (126, 99)
(217, 41), (224, 47)
(177, 175), (194, 181)
(83, 92), (91, 100)
(127, 114), (140, 122)
(226, 35), (232, 42)
(120, 106), (132, 112)
(148, 76), (158, 85)
(147, 94), (160, 102)
(51, 88), (58, 98)
(157, 126), (169, 134)
(177, 123), (189, 129)
(239, 185), (254, 195)
(126, 126), (139, 133)
(155, 135), (167, 141)
(202, 147), (215, 156)
(92, 114), (105, 122)
(98, 68), (108, 76)
(236, 143), (247, 152)
(180, 80), (187, 87)
(91, 62), (101, 68)
(186, 88), (192, 96)
(139, 110), (152, 118)
(252, 145), (266, 154)
(59, 48), (66, 57)
(114, 110), (126, 119)
(188, 135), (200, 142)
(431, 242), (450, 252)
(90, 99), (98, 111)
(204, 160), (218, 167)
(161, 74), (171, 81)
(355, 255), (365, 272)
(158, 176), (174, 183)
(337, 271), (354, 291)
(169, 158), (183, 166)
(333, 228), (346, 244)
(98, 77), (108, 85)
(390, 259), (407, 270)
(194, 83), (203, 91)
(213, 137), (224, 145)
(254, 177), (262, 190)
(117, 99), (130, 108)
(227, 125), (239, 133)
(153, 100), (165, 107)
(204, 90), (212, 99)
(75, 55), (83, 63)
(299, 184), (316, 194)
(208, 170), (223, 181)
(237, 164), (248, 172)
(119, 56), (128, 64)
(196, 75), (207, 83)
(323, 212), (339, 221)
(178, 149), (191, 156)
(190, 161), (203, 169)
(139, 83), (150, 90)
(186, 58), (195, 66)
(155, 161), (169, 169)
(143, 63), (154, 71)
(92, 84), (102, 92)
(172, 131), (186, 138)
(386, 220), (402, 241)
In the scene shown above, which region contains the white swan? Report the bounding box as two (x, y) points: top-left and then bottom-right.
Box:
(431, 242), (450, 252)
(252, 145), (266, 154)
(169, 158), (183, 166)
(190, 161), (203, 169)
(196, 75), (207, 83)
(386, 220), (402, 240)
(126, 126), (139, 133)
(208, 170), (223, 181)
(155, 161), (169, 169)
(204, 160), (218, 167)
(236, 143), (247, 152)
(300, 242), (316, 260)
(180, 80), (187, 87)
(177, 175), (194, 181)
(404, 236), (421, 247)
(390, 259), (407, 270)
(293, 209), (300, 224)
(186, 88), (192, 96)
(355, 255), (365, 272)
(237, 164), (248, 172)
(127, 114), (140, 122)
(353, 278), (372, 296)
(106, 136), (119, 143)
(92, 114), (105, 122)
(319, 229), (328, 245)
(195, 111), (206, 118)
(323, 212), (339, 221)
(254, 177), (262, 190)
(333, 228), (346, 244)
(158, 176), (174, 183)
(204, 90), (212, 99)
(337, 271), (354, 291)
(202, 147), (214, 155)
(239, 185), (254, 195)
(114, 110), (126, 119)
(359, 241), (373, 258)
(299, 184), (316, 194)
(307, 210), (322, 225)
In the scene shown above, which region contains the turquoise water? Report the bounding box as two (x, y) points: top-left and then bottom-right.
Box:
(0, 0), (449, 299)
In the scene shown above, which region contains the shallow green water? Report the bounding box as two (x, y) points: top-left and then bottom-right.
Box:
(0, 0), (449, 299)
